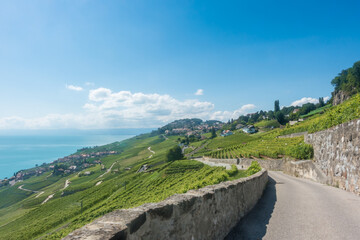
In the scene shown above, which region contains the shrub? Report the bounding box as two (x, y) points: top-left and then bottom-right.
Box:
(227, 164), (238, 176)
(247, 161), (261, 175)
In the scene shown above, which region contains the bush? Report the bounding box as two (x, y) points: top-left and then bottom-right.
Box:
(227, 165), (238, 176)
(247, 161), (261, 175)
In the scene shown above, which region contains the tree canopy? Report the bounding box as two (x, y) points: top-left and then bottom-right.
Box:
(166, 146), (184, 162)
(274, 100), (280, 112)
(331, 61), (360, 95)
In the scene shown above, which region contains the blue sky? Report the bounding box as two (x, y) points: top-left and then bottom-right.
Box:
(1, 0), (359, 129)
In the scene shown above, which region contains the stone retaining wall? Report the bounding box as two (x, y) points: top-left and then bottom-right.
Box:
(202, 157), (284, 171)
(283, 160), (329, 184)
(305, 119), (360, 195)
(64, 170), (268, 240)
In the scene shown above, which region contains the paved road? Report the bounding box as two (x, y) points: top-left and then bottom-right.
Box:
(226, 171), (360, 240)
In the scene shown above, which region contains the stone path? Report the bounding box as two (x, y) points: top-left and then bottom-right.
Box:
(63, 179), (71, 190)
(226, 171), (360, 240)
(18, 185), (39, 193)
(98, 162), (117, 178)
(41, 194), (54, 205)
(147, 147), (155, 158)
(35, 191), (44, 198)
(185, 141), (209, 157)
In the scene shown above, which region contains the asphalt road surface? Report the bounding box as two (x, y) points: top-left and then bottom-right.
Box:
(226, 171), (360, 240)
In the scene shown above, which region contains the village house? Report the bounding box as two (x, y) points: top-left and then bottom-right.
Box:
(221, 130), (233, 137)
(69, 165), (77, 170)
(242, 125), (257, 134)
(293, 108), (300, 114)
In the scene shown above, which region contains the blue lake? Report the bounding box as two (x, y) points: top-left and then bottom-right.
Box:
(0, 128), (153, 179)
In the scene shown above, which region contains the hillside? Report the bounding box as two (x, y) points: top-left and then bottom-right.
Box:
(0, 132), (256, 240)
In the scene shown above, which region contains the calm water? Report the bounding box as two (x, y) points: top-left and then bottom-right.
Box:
(0, 129), (152, 179)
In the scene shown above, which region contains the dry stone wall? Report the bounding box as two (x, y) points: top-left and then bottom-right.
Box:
(64, 170), (268, 240)
(201, 157), (284, 171)
(283, 160), (329, 184)
(305, 118), (360, 195)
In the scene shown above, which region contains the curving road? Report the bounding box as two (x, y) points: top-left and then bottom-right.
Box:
(226, 171), (360, 240)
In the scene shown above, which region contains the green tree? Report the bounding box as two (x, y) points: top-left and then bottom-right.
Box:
(331, 61), (360, 95)
(319, 97), (325, 107)
(267, 110), (275, 119)
(210, 127), (217, 139)
(274, 100), (280, 112)
(275, 112), (287, 125)
(166, 146), (184, 162)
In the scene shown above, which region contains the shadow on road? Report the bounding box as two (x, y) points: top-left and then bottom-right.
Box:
(225, 177), (277, 240)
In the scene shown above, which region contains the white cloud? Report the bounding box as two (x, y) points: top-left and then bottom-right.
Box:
(66, 84), (83, 91)
(290, 97), (319, 107)
(85, 82), (95, 86)
(0, 87), (257, 129)
(84, 88), (215, 124)
(195, 89), (204, 96)
(290, 96), (331, 107)
(210, 104), (256, 121)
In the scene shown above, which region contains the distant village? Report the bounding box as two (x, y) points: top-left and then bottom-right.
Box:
(165, 122), (259, 138)
(164, 122), (223, 138)
(0, 150), (118, 187)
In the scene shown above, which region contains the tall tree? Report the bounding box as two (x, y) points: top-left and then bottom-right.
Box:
(210, 127), (217, 139)
(274, 100), (280, 112)
(275, 112), (286, 125)
(319, 97), (325, 107)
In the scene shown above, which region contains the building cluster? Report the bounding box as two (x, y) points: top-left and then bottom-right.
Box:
(242, 125), (257, 134)
(0, 178), (11, 187)
(55, 151), (117, 163)
(0, 166), (47, 186)
(0, 151), (118, 187)
(221, 130), (234, 137)
(165, 123), (224, 136)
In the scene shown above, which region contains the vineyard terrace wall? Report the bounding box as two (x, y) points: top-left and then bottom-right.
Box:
(64, 170), (268, 240)
(305, 118), (360, 195)
(200, 157), (284, 171)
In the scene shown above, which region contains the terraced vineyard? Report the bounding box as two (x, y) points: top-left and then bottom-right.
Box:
(280, 93), (360, 135)
(0, 133), (259, 240)
(198, 94), (360, 161)
(204, 136), (313, 160)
